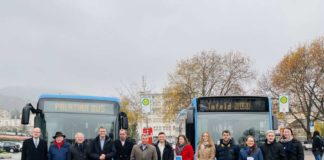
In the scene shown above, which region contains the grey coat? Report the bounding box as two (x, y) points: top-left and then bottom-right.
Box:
(130, 144), (158, 160)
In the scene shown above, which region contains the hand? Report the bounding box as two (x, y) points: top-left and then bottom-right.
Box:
(99, 154), (106, 160)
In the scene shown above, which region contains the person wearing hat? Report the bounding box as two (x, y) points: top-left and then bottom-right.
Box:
(48, 131), (71, 160)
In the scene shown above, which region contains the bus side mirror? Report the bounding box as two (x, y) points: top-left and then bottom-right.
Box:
(21, 103), (34, 125)
(186, 109), (194, 124)
(272, 116), (278, 130)
(119, 112), (128, 129)
(122, 117), (128, 129)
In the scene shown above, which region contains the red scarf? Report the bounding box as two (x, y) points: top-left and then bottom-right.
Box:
(54, 140), (64, 150)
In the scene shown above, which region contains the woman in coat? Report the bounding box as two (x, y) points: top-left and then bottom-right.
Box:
(280, 127), (304, 160)
(239, 135), (263, 160)
(175, 135), (194, 160)
(196, 132), (215, 160)
(48, 131), (70, 160)
(312, 130), (323, 160)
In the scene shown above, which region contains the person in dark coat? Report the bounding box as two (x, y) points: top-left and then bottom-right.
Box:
(216, 130), (240, 160)
(280, 128), (304, 160)
(48, 131), (71, 160)
(312, 130), (323, 160)
(21, 127), (48, 160)
(89, 126), (116, 160)
(68, 132), (89, 160)
(154, 132), (174, 160)
(260, 130), (286, 160)
(114, 129), (134, 160)
(239, 135), (263, 160)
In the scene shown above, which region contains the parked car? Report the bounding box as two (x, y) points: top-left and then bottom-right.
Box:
(12, 141), (23, 152)
(0, 141), (20, 153)
(302, 141), (312, 150)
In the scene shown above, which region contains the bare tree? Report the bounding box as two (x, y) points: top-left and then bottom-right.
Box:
(163, 50), (255, 121)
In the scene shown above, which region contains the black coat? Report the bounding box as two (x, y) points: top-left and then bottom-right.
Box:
(216, 139), (240, 160)
(280, 139), (304, 160)
(89, 135), (116, 160)
(114, 139), (134, 160)
(154, 141), (174, 160)
(312, 135), (323, 155)
(21, 138), (48, 160)
(260, 140), (287, 160)
(68, 142), (90, 160)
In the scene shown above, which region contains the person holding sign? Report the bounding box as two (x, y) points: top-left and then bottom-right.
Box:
(239, 136), (263, 160)
(196, 132), (215, 160)
(175, 135), (194, 160)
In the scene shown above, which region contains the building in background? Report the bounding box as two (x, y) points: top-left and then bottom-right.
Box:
(0, 108), (34, 134)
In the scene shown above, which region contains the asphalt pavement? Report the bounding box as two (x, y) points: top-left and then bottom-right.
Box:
(0, 150), (317, 160)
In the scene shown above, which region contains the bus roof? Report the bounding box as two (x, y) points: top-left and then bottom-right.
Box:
(39, 94), (120, 102)
(196, 95), (269, 99)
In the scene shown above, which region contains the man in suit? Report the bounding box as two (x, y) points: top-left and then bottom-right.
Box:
(89, 126), (116, 160)
(69, 132), (89, 160)
(21, 127), (48, 160)
(130, 133), (158, 160)
(114, 129), (134, 160)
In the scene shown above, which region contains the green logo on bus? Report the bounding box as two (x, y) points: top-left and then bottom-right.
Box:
(280, 96), (288, 104)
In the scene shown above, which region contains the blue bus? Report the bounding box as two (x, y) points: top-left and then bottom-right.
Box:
(21, 94), (128, 144)
(176, 96), (278, 151)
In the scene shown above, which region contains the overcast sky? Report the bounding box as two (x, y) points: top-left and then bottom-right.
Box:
(0, 0), (323, 97)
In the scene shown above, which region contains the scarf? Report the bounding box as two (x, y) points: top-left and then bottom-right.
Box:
(54, 140), (64, 150)
(247, 144), (256, 156)
(281, 137), (293, 143)
(199, 142), (210, 150)
(177, 144), (185, 155)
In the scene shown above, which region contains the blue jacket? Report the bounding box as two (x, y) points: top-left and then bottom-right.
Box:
(239, 147), (263, 160)
(48, 141), (70, 160)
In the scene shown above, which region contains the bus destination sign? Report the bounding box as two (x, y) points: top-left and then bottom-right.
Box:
(197, 97), (269, 112)
(43, 100), (115, 114)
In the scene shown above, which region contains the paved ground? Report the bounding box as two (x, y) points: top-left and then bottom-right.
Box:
(305, 150), (315, 160)
(0, 150), (317, 160)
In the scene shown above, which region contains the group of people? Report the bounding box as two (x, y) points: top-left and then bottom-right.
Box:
(20, 126), (323, 160)
(22, 126), (119, 160)
(194, 128), (305, 160)
(21, 127), (179, 160)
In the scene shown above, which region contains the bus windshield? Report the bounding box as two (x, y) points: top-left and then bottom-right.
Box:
(44, 113), (116, 143)
(197, 112), (269, 146)
(37, 97), (119, 143)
